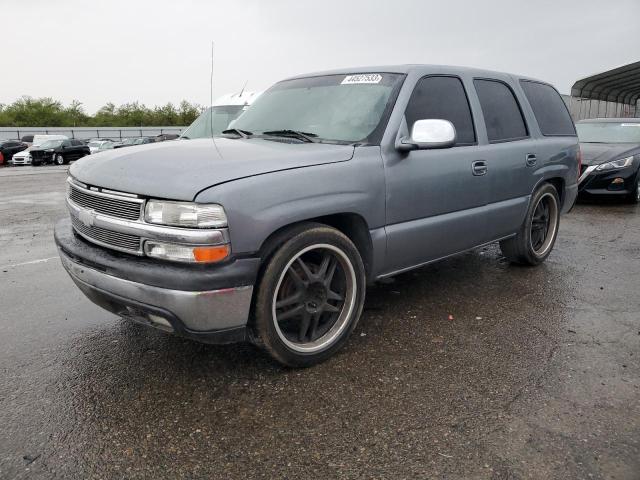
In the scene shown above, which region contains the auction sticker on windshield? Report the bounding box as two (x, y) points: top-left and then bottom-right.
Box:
(341, 74), (383, 85)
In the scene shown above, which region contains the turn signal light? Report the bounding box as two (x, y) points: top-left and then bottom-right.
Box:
(193, 245), (230, 263)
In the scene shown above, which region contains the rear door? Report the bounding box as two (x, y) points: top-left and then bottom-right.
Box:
(383, 75), (490, 274)
(471, 78), (537, 240)
(70, 140), (83, 159)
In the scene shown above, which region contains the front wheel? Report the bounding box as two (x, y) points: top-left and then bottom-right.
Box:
(54, 154), (65, 166)
(500, 183), (560, 266)
(253, 224), (366, 367)
(627, 174), (640, 204)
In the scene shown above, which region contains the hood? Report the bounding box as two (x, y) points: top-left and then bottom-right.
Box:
(70, 138), (355, 200)
(13, 147), (32, 158)
(579, 142), (640, 167)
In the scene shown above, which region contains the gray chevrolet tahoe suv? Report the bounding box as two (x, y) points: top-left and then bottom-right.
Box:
(55, 65), (579, 367)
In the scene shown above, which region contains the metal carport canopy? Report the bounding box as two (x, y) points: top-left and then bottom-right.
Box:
(571, 61), (640, 105)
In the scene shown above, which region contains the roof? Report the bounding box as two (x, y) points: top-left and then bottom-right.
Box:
(284, 64), (545, 84)
(571, 61), (640, 105)
(577, 117), (640, 124)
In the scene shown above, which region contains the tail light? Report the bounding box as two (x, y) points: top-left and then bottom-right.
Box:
(576, 147), (582, 180)
(0, 151), (4, 165)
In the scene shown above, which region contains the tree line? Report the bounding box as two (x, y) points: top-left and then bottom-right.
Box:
(0, 97), (203, 127)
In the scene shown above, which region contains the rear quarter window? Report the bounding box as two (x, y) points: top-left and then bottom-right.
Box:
(520, 80), (576, 136)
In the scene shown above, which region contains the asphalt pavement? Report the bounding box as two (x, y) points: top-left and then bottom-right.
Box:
(0, 166), (638, 479)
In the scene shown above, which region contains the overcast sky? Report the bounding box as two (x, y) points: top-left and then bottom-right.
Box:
(4, 0), (639, 113)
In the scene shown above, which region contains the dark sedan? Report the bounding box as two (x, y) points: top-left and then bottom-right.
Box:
(0, 140), (28, 165)
(30, 139), (90, 166)
(577, 118), (640, 203)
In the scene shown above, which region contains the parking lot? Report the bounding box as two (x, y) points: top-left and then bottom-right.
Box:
(0, 166), (638, 479)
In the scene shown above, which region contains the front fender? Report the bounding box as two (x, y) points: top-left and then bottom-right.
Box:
(195, 147), (386, 255)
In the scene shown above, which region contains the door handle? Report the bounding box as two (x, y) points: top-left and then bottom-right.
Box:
(472, 160), (487, 176)
(526, 153), (537, 167)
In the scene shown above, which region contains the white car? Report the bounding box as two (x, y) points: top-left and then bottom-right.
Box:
(179, 91), (262, 139)
(88, 139), (114, 154)
(11, 134), (69, 165)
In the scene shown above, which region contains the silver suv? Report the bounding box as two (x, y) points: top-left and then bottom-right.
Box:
(55, 65), (579, 367)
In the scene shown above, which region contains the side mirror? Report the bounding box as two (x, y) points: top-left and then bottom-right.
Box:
(396, 119), (456, 152)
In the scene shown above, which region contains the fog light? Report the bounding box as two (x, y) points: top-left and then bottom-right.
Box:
(607, 178), (626, 191)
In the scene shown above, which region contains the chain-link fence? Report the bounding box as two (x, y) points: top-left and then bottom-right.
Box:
(0, 126), (185, 141)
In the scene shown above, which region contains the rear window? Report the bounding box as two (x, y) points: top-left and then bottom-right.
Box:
(474, 79), (528, 143)
(520, 81), (576, 136)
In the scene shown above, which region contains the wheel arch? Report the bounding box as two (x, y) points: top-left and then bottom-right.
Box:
(256, 213), (374, 281)
(532, 175), (565, 208)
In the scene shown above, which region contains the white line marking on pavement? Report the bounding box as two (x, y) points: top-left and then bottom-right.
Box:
(1, 256), (58, 270)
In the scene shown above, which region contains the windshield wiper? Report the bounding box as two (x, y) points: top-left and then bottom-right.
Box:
(221, 128), (253, 138)
(262, 129), (318, 143)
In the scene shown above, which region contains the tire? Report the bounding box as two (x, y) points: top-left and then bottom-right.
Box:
(626, 174), (640, 204)
(32, 160), (41, 167)
(253, 224), (366, 367)
(500, 183), (561, 266)
(54, 154), (65, 166)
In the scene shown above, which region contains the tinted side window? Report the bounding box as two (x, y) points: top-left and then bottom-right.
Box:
(71, 140), (82, 146)
(520, 80), (576, 136)
(474, 79), (528, 142)
(405, 76), (476, 145)
(62, 140), (71, 147)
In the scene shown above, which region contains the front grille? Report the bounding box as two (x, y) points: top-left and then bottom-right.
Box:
(71, 215), (142, 254)
(68, 184), (142, 220)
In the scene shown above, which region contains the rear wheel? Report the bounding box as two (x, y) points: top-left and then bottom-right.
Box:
(253, 225), (366, 367)
(500, 183), (560, 266)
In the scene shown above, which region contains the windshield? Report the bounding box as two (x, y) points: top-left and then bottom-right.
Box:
(39, 140), (63, 149)
(180, 105), (246, 139)
(576, 122), (640, 143)
(230, 73), (404, 143)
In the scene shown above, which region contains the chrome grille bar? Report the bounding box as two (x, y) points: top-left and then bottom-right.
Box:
(67, 178), (143, 221)
(71, 216), (143, 255)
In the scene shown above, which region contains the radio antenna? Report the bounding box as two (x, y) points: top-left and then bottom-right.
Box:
(239, 79), (248, 97)
(209, 41), (222, 158)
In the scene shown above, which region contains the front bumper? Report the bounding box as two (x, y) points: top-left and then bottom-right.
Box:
(55, 218), (260, 344)
(11, 156), (31, 165)
(578, 165), (639, 196)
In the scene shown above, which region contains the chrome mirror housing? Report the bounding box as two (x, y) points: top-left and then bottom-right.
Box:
(397, 119), (456, 151)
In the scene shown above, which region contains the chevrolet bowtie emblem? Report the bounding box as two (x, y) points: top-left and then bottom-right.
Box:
(78, 208), (96, 227)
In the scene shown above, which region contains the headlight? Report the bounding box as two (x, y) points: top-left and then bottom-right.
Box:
(144, 241), (230, 263)
(596, 156), (634, 171)
(144, 201), (227, 228)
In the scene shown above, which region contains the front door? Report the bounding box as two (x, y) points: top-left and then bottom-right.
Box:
(382, 75), (489, 274)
